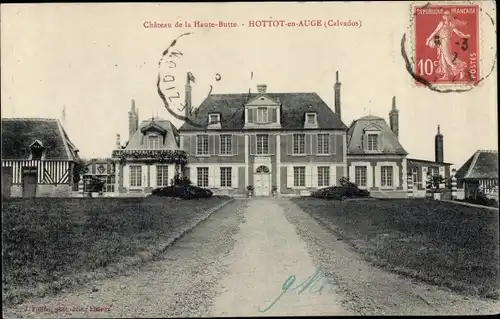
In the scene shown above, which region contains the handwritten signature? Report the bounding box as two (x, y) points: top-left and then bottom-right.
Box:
(257, 265), (336, 313)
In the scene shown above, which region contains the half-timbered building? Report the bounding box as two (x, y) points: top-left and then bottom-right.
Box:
(1, 118), (80, 197)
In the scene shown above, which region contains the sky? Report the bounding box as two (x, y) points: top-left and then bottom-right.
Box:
(1, 2), (497, 169)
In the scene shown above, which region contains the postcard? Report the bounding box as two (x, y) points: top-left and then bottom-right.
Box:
(1, 1), (498, 317)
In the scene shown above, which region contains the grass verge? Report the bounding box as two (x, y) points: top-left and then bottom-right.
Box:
(291, 197), (500, 300)
(2, 196), (228, 305)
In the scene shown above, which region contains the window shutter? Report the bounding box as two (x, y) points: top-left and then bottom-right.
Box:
(179, 136), (184, 151)
(312, 134), (318, 155)
(271, 108), (277, 123)
(375, 165), (381, 187)
(306, 166), (312, 187)
(249, 135), (256, 155)
(253, 109), (258, 123)
(248, 108), (253, 123)
(330, 134), (336, 154)
(208, 166), (215, 188)
(191, 167), (198, 186)
(214, 167), (220, 188)
(307, 134), (312, 155)
(394, 165), (400, 188)
(215, 135), (220, 155)
(233, 135), (238, 155)
(210, 135), (216, 155)
(287, 166), (294, 188)
(349, 166), (355, 182)
(312, 165), (318, 188)
(329, 165), (337, 186)
(191, 136), (196, 155)
(150, 165), (157, 188)
(142, 164), (147, 187)
(231, 167), (238, 188)
(287, 135), (293, 155)
(378, 133), (383, 152)
(269, 134), (275, 155)
(367, 165), (373, 188)
(123, 164), (130, 188)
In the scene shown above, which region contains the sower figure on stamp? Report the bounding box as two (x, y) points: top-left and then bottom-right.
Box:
(425, 11), (470, 81)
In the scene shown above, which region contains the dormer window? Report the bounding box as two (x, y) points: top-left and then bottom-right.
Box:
(148, 135), (160, 149)
(306, 112), (317, 125)
(367, 134), (378, 151)
(256, 107), (268, 123)
(209, 113), (220, 124)
(30, 140), (45, 160)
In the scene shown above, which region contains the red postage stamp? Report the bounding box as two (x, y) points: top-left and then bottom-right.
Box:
(414, 4), (479, 86)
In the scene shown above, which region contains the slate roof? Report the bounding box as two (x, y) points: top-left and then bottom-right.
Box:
(347, 115), (408, 155)
(455, 150), (498, 180)
(178, 92), (347, 131)
(124, 117), (179, 149)
(1, 118), (80, 161)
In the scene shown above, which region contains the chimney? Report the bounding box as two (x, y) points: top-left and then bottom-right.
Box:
(435, 125), (444, 163)
(334, 71), (341, 120)
(389, 96), (399, 139)
(116, 134), (121, 149)
(185, 73), (192, 118)
(257, 84), (267, 93)
(128, 99), (138, 139)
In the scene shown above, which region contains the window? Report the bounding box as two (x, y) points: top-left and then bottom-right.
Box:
(381, 166), (393, 187)
(256, 134), (269, 155)
(209, 114), (220, 124)
(317, 134), (329, 154)
(220, 167), (232, 187)
(355, 166), (367, 187)
(317, 166), (330, 187)
(256, 107), (268, 123)
(367, 134), (378, 151)
(105, 175), (115, 192)
(220, 135), (233, 155)
(197, 167), (209, 187)
(306, 113), (316, 124)
(196, 135), (209, 155)
(130, 165), (142, 187)
(294, 166), (306, 187)
(293, 134), (306, 154)
(149, 135), (160, 149)
(156, 165), (169, 187)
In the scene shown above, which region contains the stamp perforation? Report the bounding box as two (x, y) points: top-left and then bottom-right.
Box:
(405, 0), (494, 91)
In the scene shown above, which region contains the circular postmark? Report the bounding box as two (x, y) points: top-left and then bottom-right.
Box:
(156, 32), (249, 128)
(401, 1), (496, 93)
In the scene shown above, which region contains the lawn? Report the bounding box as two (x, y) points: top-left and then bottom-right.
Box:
(2, 196), (228, 305)
(292, 197), (500, 299)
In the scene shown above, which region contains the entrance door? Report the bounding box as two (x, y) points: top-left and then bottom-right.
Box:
(22, 172), (37, 197)
(254, 173), (270, 196)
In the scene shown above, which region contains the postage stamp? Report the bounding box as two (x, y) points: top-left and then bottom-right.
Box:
(413, 4), (480, 86)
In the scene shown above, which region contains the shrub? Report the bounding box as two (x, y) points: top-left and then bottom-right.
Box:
(150, 185), (212, 199)
(87, 177), (105, 193)
(311, 178), (370, 200)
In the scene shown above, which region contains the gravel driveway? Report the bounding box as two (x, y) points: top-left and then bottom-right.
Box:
(210, 198), (352, 316)
(3, 198), (499, 318)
